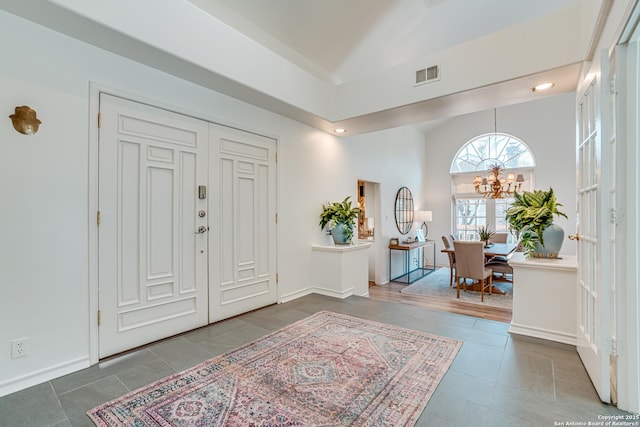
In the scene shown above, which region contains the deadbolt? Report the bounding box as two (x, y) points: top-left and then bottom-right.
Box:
(198, 185), (207, 199)
(198, 210), (206, 218)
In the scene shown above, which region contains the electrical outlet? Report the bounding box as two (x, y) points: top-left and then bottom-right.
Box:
(11, 338), (28, 359)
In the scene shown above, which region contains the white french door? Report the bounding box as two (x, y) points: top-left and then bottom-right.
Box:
(610, 20), (640, 412)
(620, 28), (640, 414)
(575, 64), (611, 403)
(605, 47), (621, 406)
(208, 123), (277, 323)
(98, 94), (209, 358)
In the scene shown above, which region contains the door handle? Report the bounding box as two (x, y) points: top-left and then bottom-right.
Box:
(568, 234), (580, 241)
(195, 225), (209, 234)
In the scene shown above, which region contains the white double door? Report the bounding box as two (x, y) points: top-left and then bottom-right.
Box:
(98, 94), (276, 358)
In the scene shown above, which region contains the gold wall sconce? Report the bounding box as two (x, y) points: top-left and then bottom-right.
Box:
(9, 106), (42, 135)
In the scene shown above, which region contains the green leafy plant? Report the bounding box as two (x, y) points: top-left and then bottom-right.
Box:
(505, 188), (568, 256)
(477, 225), (495, 242)
(319, 197), (360, 243)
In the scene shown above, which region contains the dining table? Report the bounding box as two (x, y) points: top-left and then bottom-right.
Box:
(440, 242), (517, 257)
(440, 242), (517, 295)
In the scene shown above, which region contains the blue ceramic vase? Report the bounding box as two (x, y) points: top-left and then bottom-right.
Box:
(331, 223), (351, 245)
(532, 223), (564, 258)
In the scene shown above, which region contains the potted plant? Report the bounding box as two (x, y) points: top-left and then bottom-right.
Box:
(477, 226), (495, 247)
(319, 197), (360, 245)
(506, 188), (568, 258)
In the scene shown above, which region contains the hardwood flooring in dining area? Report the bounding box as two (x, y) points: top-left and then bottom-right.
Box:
(368, 280), (513, 323)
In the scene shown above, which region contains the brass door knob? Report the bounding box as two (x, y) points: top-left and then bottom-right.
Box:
(568, 234), (580, 241)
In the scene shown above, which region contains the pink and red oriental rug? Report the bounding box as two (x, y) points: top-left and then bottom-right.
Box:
(88, 311), (462, 426)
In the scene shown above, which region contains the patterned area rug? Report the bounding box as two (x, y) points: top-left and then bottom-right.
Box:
(400, 268), (513, 309)
(88, 311), (462, 426)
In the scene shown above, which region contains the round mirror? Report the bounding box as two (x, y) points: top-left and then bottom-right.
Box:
(394, 187), (414, 235)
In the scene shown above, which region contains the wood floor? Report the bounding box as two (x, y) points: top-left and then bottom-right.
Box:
(368, 281), (512, 323)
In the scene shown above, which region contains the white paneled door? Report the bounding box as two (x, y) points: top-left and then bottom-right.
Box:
(208, 124), (277, 323)
(98, 94), (209, 358)
(576, 70), (610, 403)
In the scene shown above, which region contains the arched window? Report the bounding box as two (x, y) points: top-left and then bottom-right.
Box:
(450, 133), (535, 241)
(451, 133), (535, 173)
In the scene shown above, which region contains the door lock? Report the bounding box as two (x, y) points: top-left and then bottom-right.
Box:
(195, 225), (209, 234)
(198, 185), (207, 199)
(198, 210), (206, 218)
(568, 234), (580, 241)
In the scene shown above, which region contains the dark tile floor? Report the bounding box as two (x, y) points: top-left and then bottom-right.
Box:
(0, 294), (630, 426)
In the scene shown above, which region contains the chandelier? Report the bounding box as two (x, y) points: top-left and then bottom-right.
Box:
(473, 164), (524, 198)
(471, 108), (524, 199)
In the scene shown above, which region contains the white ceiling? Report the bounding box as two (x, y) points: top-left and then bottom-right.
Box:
(0, 0), (589, 136)
(190, 0), (580, 84)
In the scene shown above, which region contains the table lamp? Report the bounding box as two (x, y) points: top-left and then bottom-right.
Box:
(414, 210), (433, 238)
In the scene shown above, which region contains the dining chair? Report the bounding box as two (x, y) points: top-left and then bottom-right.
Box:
(487, 238), (523, 280)
(485, 232), (513, 280)
(485, 256), (513, 281)
(486, 232), (510, 260)
(441, 235), (456, 287)
(453, 241), (493, 302)
(491, 232), (508, 244)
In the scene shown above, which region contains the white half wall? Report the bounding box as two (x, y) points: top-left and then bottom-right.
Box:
(423, 94), (578, 266)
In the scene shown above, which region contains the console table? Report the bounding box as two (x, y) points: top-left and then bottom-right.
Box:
(389, 240), (436, 284)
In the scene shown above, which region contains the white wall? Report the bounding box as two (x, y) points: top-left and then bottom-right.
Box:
(423, 94), (577, 266)
(343, 126), (428, 284)
(0, 10), (427, 396)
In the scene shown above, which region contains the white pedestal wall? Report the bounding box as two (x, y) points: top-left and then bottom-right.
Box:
(311, 243), (372, 298)
(509, 253), (578, 345)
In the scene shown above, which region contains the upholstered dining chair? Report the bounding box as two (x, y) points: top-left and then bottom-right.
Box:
(453, 241), (493, 302)
(441, 235), (456, 287)
(485, 256), (513, 281)
(491, 232), (508, 244)
(486, 232), (513, 280)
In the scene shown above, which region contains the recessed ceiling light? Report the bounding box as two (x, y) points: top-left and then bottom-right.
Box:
(334, 128), (346, 134)
(532, 82), (555, 92)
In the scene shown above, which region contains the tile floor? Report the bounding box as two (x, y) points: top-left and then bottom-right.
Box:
(0, 294), (630, 426)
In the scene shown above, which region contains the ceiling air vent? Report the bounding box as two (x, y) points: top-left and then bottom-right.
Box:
(415, 65), (440, 86)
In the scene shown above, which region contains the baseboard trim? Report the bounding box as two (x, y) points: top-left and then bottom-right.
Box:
(280, 287), (369, 303)
(508, 322), (577, 346)
(0, 356), (90, 398)
(279, 287), (314, 303)
(311, 286), (354, 299)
